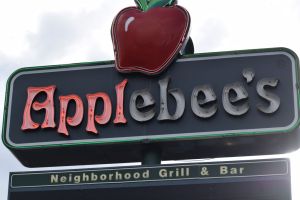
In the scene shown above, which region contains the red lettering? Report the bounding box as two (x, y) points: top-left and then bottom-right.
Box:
(21, 85), (56, 130)
(58, 95), (84, 136)
(114, 79), (128, 124)
(86, 93), (112, 134)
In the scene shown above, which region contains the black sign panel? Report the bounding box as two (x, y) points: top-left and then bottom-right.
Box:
(2, 48), (300, 167)
(8, 159), (291, 200)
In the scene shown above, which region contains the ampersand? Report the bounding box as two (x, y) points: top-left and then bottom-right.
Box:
(201, 167), (209, 176)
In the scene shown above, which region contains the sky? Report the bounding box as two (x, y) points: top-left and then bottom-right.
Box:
(0, 0), (300, 199)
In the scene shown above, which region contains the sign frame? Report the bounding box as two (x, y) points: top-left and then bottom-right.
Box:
(3, 47), (300, 149)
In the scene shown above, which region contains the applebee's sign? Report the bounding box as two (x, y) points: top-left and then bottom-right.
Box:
(3, 48), (300, 167)
(2, 0), (300, 168)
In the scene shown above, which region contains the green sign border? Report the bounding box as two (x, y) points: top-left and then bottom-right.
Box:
(2, 47), (300, 150)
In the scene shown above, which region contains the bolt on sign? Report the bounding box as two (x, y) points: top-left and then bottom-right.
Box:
(2, 48), (300, 167)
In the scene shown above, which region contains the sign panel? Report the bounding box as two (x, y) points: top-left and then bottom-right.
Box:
(8, 159), (291, 200)
(2, 48), (300, 167)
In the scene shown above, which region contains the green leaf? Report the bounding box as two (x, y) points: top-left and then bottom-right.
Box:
(135, 0), (177, 11)
(134, 0), (149, 11)
(147, 0), (175, 9)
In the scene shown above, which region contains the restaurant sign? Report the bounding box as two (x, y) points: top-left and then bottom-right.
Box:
(2, 48), (300, 167)
(8, 159), (291, 200)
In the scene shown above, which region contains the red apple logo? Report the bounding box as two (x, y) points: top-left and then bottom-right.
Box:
(111, 0), (191, 75)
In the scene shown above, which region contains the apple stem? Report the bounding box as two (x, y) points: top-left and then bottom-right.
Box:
(135, 0), (177, 11)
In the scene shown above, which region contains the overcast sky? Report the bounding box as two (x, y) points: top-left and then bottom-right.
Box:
(0, 0), (300, 199)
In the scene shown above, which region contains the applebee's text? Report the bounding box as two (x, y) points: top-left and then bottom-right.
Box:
(21, 69), (280, 136)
